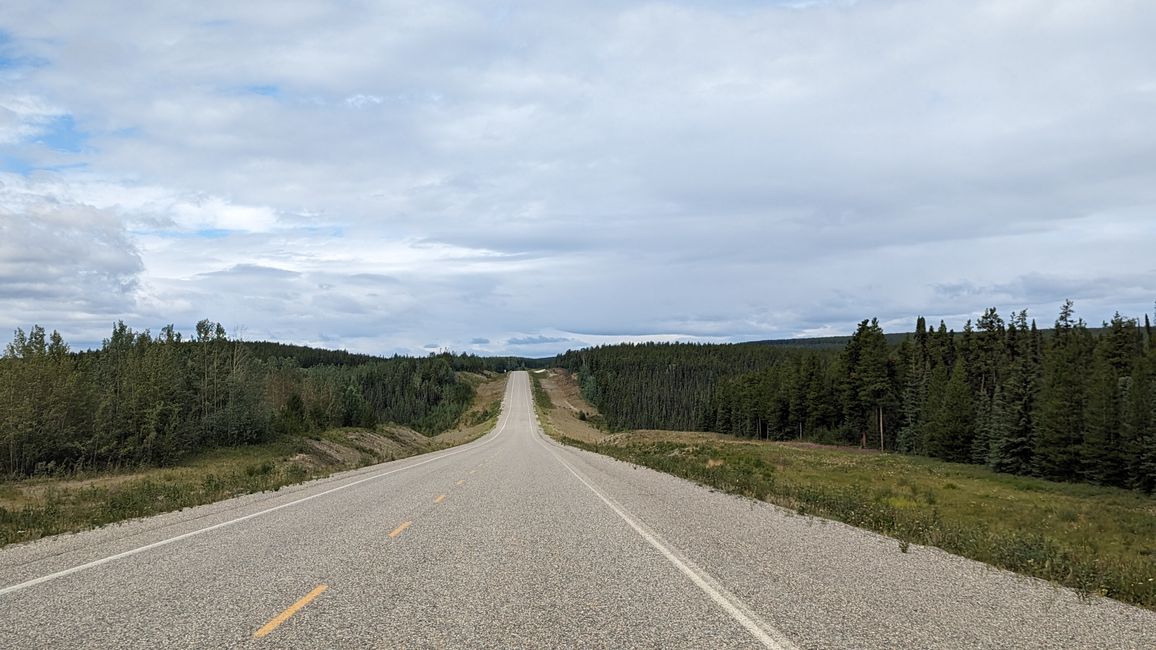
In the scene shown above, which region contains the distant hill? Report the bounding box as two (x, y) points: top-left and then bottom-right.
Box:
(741, 333), (912, 350)
(743, 325), (1114, 351)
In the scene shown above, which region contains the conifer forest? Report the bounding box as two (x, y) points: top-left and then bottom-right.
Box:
(5, 302), (1155, 493)
(0, 320), (477, 477)
(559, 302), (1156, 492)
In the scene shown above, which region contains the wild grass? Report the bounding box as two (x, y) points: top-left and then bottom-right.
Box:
(1, 428), (419, 548)
(0, 373), (512, 548)
(562, 435), (1156, 610)
(462, 399), (502, 427)
(530, 371), (554, 410)
(0, 441), (306, 547)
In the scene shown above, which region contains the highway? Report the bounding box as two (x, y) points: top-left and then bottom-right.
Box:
(1, 371), (1153, 648)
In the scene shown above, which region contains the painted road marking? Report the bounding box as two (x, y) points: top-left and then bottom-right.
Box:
(530, 401), (797, 649)
(434, 494), (446, 504)
(388, 521), (412, 539)
(0, 389), (517, 597)
(254, 584), (328, 639)
(468, 470), (477, 475)
(455, 480), (465, 486)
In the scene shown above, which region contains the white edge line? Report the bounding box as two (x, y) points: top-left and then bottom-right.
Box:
(0, 389), (516, 597)
(526, 381), (796, 650)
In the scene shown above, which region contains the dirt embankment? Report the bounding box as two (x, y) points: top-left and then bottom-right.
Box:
(1, 372), (510, 512)
(535, 369), (607, 443)
(303, 371), (509, 466)
(290, 424), (437, 471)
(436, 371), (508, 445)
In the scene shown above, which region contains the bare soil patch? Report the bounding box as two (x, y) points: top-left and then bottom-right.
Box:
(537, 370), (606, 443)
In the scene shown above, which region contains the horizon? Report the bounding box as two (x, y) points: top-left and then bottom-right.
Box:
(9, 300), (1151, 359)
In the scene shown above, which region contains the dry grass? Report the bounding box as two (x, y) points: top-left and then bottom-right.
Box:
(437, 372), (508, 445)
(529, 370), (1156, 608)
(0, 372), (510, 547)
(535, 370), (608, 443)
(563, 432), (1156, 609)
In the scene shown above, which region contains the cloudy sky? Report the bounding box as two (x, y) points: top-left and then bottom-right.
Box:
(1, 0), (1154, 356)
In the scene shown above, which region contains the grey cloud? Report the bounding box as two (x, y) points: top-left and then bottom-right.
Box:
(507, 335), (574, 346)
(201, 263), (300, 278)
(347, 273), (400, 285)
(930, 273), (1156, 326)
(1, 2), (1154, 354)
(0, 200), (142, 326)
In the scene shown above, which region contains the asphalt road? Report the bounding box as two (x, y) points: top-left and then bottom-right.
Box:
(2, 371), (1154, 648)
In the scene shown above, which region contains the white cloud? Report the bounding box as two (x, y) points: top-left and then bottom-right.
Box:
(344, 94), (383, 108)
(0, 198), (143, 338)
(0, 95), (64, 145)
(0, 0), (1154, 353)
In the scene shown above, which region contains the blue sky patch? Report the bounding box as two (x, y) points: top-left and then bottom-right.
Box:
(36, 115), (88, 153)
(0, 30), (46, 71)
(243, 84), (280, 97)
(0, 155), (33, 174)
(128, 228), (233, 240)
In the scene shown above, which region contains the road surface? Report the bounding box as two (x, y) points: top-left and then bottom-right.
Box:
(2, 372), (1153, 648)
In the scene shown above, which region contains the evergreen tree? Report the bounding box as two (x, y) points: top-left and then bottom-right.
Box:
(897, 317), (930, 453)
(985, 310), (1032, 473)
(841, 319), (894, 449)
(1033, 301), (1093, 481)
(926, 359), (974, 462)
(1123, 343), (1156, 492)
(1081, 314), (1141, 486)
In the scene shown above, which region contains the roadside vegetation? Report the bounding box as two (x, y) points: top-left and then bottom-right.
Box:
(559, 303), (1156, 493)
(0, 321), (493, 478)
(0, 350), (508, 548)
(535, 369), (1156, 610)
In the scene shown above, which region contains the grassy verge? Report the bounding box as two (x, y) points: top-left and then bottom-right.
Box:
(0, 373), (509, 548)
(529, 371), (563, 440)
(557, 434), (1156, 609)
(0, 430), (393, 547)
(530, 370), (554, 410)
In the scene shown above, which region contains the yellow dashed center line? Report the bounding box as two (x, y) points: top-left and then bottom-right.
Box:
(434, 494), (446, 504)
(254, 584), (328, 639)
(388, 521), (412, 539)
(455, 480), (465, 486)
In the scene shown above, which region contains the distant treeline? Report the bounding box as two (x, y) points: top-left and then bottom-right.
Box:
(0, 321), (482, 477)
(559, 302), (1156, 492)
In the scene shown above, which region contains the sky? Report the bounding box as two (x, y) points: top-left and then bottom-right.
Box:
(1, 0), (1154, 357)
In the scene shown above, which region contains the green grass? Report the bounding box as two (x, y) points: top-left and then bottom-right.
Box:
(0, 428), (425, 548)
(530, 371), (554, 410)
(462, 399), (502, 427)
(0, 376), (507, 549)
(0, 440), (302, 547)
(561, 435), (1156, 610)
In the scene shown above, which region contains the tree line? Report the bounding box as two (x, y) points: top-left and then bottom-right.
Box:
(557, 342), (792, 432)
(0, 321), (475, 477)
(559, 302), (1156, 491)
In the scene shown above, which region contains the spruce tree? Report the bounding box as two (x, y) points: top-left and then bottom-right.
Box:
(1081, 343), (1123, 485)
(1082, 314), (1141, 486)
(927, 360), (974, 462)
(1033, 301), (1093, 481)
(898, 318), (930, 453)
(988, 354), (1037, 474)
(841, 319), (893, 449)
